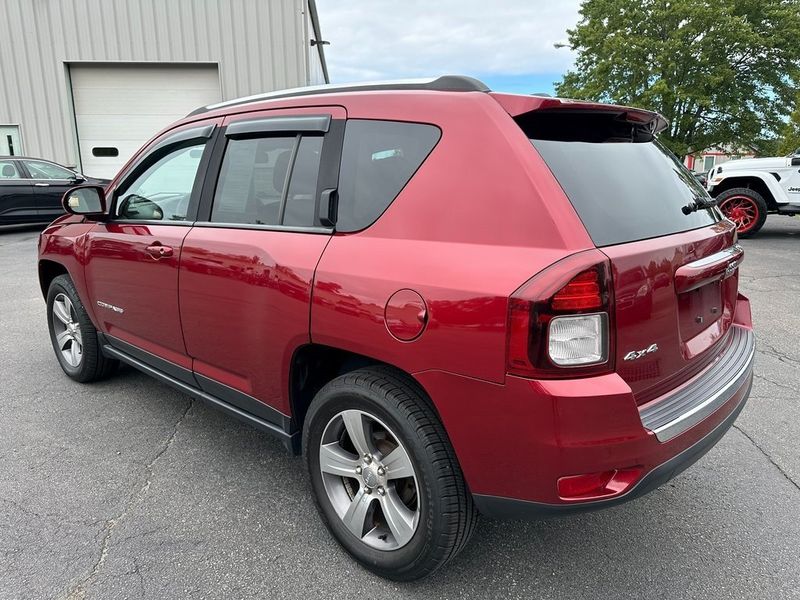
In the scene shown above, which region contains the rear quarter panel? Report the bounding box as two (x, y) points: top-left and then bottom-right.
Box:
(312, 92), (594, 383)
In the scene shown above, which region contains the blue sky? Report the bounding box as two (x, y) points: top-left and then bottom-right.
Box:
(315, 1), (580, 96)
(476, 73), (564, 96)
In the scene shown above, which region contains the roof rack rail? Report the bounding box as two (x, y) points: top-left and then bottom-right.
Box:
(187, 75), (490, 117)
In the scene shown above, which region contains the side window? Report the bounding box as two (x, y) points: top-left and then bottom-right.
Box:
(284, 136), (323, 226)
(22, 160), (74, 179)
(211, 134), (323, 227)
(116, 143), (205, 221)
(336, 120), (441, 232)
(211, 136), (295, 225)
(0, 160), (21, 179)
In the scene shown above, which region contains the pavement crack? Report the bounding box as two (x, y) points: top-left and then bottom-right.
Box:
(63, 399), (193, 600)
(0, 497), (45, 520)
(127, 556), (146, 599)
(733, 424), (800, 494)
(753, 372), (799, 394)
(755, 340), (800, 369)
(0, 497), (105, 527)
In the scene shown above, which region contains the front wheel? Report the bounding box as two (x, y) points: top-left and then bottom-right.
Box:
(303, 367), (477, 581)
(47, 274), (118, 382)
(716, 187), (768, 238)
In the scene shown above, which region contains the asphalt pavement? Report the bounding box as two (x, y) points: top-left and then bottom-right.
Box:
(1, 217), (799, 600)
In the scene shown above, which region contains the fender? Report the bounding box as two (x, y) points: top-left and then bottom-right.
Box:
(38, 217), (102, 328)
(708, 169), (790, 206)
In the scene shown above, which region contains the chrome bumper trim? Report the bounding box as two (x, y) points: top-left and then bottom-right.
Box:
(640, 326), (755, 442)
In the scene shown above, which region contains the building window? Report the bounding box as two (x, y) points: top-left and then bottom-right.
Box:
(0, 125), (22, 156)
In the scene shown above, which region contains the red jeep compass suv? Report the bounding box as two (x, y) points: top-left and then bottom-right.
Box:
(39, 76), (754, 580)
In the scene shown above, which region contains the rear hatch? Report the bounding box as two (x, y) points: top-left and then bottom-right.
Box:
(501, 96), (741, 402)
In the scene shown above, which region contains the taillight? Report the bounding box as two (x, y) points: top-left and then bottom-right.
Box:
(551, 270), (602, 310)
(548, 313), (608, 366)
(506, 249), (614, 379)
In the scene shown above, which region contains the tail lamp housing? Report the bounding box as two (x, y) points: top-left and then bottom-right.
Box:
(507, 249), (614, 379)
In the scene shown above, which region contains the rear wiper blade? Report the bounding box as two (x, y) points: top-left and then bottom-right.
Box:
(681, 196), (717, 215)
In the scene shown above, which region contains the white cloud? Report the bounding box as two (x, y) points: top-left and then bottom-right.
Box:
(315, 0), (580, 82)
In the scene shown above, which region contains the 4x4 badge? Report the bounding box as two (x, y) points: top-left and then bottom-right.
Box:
(624, 343), (658, 361)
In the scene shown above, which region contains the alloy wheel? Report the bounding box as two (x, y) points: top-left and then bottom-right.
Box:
(319, 409), (420, 550)
(718, 194), (759, 234)
(51, 293), (83, 368)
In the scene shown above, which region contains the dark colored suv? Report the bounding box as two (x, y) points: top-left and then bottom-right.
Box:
(38, 76), (754, 580)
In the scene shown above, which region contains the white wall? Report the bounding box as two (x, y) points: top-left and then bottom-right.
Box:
(305, 2), (328, 86)
(0, 0), (323, 169)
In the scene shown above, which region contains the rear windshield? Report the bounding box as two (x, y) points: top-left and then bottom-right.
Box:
(526, 115), (720, 247)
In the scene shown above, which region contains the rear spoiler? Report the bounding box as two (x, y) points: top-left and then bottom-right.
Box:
(490, 92), (668, 137)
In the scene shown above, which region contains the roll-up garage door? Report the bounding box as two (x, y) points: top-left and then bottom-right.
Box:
(70, 64), (221, 179)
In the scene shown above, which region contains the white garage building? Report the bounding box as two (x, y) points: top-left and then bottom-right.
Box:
(0, 0), (329, 179)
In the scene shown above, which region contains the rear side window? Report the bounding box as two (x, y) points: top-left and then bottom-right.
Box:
(336, 120), (440, 232)
(522, 112), (720, 247)
(0, 160), (21, 178)
(211, 135), (322, 227)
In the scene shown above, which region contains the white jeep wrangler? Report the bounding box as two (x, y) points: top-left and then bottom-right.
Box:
(707, 150), (800, 237)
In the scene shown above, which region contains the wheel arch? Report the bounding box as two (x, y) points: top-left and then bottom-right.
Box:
(288, 344), (445, 450)
(710, 174), (783, 210)
(38, 259), (69, 300)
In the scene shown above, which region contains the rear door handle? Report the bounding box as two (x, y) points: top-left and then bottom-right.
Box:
(145, 244), (174, 259)
(674, 244), (743, 293)
(34, 183), (50, 187)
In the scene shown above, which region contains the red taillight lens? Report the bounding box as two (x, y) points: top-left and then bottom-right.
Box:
(506, 249), (614, 379)
(507, 298), (534, 374)
(551, 269), (602, 311)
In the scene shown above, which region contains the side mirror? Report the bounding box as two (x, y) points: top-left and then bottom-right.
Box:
(791, 156), (800, 167)
(63, 185), (108, 220)
(118, 194), (164, 220)
(70, 174), (86, 184)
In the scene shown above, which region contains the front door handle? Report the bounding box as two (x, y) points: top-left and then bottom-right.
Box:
(145, 244), (174, 259)
(34, 183), (50, 187)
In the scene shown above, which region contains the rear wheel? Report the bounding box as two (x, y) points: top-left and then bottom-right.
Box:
(47, 274), (118, 382)
(303, 367), (477, 581)
(716, 187), (768, 237)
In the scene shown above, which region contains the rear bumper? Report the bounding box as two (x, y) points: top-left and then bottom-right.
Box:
(472, 374), (751, 518)
(640, 326), (753, 442)
(416, 319), (754, 519)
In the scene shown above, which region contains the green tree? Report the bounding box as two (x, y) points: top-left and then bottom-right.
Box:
(555, 0), (800, 158)
(777, 95), (800, 155)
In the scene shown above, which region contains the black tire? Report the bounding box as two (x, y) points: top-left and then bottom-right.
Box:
(46, 274), (118, 382)
(715, 187), (768, 238)
(303, 366), (477, 581)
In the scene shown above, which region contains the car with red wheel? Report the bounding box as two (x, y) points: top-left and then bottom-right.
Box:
(707, 150), (800, 237)
(38, 76), (755, 580)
